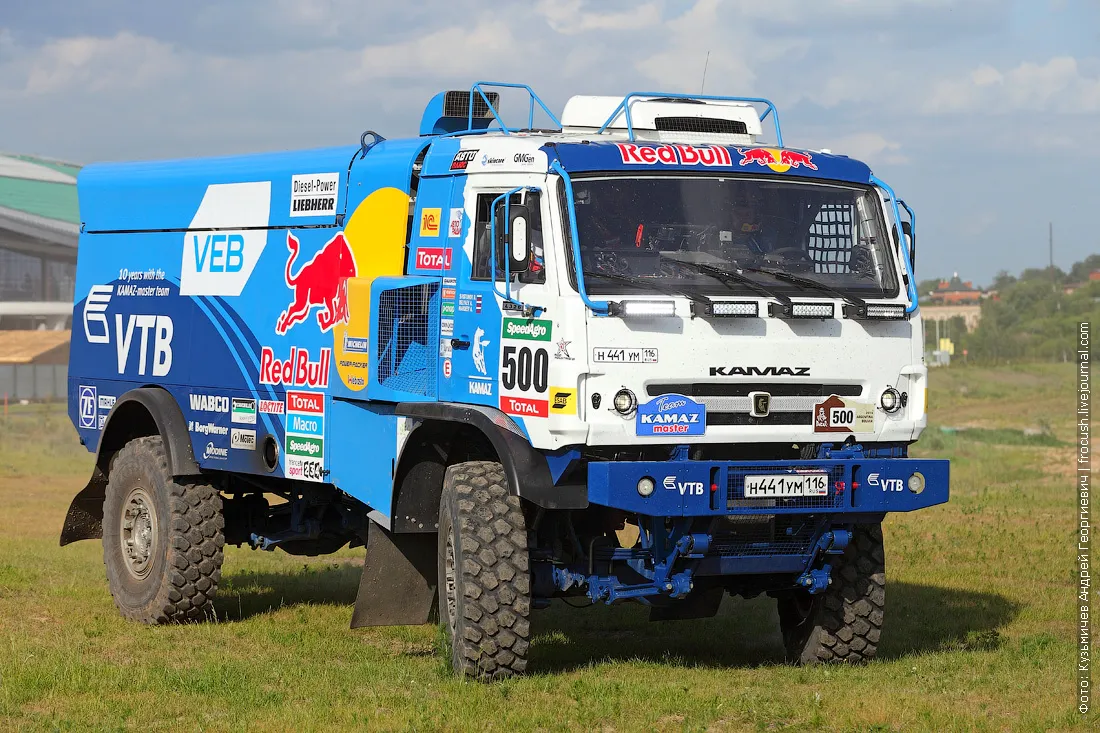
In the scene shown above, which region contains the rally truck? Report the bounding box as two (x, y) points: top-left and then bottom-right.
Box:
(64, 82), (948, 679)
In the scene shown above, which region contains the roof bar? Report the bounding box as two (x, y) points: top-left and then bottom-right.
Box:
(594, 92), (783, 146)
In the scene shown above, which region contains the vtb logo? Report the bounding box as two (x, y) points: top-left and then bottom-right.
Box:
(276, 231), (357, 335)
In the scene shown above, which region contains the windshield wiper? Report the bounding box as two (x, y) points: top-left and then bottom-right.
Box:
(742, 266), (865, 309)
(662, 258), (791, 306)
(583, 271), (713, 311)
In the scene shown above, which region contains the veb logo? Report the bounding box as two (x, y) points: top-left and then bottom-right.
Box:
(78, 385), (97, 429)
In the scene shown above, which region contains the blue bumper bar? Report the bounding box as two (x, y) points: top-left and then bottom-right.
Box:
(587, 458), (949, 517)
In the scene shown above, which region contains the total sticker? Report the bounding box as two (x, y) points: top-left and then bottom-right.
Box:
(813, 395), (875, 434)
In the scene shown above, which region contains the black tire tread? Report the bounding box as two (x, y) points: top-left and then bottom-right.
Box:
(105, 436), (224, 624)
(780, 523), (885, 664)
(443, 460), (530, 680)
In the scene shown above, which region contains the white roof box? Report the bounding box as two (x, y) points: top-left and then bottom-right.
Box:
(561, 95), (762, 145)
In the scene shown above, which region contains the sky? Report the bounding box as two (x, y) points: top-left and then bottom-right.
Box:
(1, 0), (1098, 286)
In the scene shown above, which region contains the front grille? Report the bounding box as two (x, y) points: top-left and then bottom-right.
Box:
(648, 382), (862, 427)
(711, 516), (820, 557)
(708, 412), (810, 426)
(726, 464), (849, 512)
(648, 383), (863, 398)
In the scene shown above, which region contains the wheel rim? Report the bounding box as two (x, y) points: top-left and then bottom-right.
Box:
(120, 486), (157, 580)
(444, 531), (458, 636)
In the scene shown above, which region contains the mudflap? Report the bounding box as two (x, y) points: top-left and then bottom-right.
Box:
(648, 587), (724, 622)
(350, 525), (438, 628)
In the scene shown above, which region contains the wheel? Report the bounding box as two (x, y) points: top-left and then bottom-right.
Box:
(437, 460), (531, 680)
(777, 523), (885, 664)
(102, 436), (224, 623)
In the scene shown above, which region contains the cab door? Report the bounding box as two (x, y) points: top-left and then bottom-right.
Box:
(438, 182), (556, 418)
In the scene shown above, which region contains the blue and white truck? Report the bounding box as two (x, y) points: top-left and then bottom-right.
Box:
(63, 83), (948, 679)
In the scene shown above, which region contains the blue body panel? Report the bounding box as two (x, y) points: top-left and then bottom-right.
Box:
(587, 458), (949, 516)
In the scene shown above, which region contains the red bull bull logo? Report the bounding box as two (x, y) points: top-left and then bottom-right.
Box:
(275, 231), (357, 335)
(736, 148), (818, 172)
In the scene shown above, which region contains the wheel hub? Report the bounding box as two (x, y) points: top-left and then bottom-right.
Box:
(120, 486), (157, 580)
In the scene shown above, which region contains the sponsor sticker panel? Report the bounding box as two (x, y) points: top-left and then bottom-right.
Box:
(285, 390), (325, 483)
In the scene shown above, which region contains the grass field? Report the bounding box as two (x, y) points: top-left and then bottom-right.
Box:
(0, 364), (1089, 731)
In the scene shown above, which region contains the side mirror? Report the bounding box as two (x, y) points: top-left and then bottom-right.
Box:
(495, 203), (531, 274)
(900, 220), (915, 269)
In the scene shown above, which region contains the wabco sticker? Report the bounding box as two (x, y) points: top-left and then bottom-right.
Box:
(814, 395), (874, 434)
(502, 317), (551, 341)
(449, 208), (464, 238)
(290, 172), (340, 217)
(637, 394), (706, 436)
(592, 347), (657, 364)
(231, 398), (256, 425)
(189, 394), (228, 413)
(78, 385), (96, 429)
(419, 208), (441, 237)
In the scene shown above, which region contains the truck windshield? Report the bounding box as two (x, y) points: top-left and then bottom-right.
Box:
(569, 175), (899, 299)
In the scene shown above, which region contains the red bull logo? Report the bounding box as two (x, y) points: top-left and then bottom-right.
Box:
(275, 231), (357, 335)
(736, 148), (818, 172)
(616, 143), (733, 167)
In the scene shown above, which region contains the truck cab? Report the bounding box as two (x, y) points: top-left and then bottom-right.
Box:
(64, 83), (947, 679)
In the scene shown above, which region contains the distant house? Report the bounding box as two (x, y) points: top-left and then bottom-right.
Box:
(1063, 270), (1100, 295)
(927, 273), (985, 304)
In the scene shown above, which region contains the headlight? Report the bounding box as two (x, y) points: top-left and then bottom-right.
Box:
(880, 387), (902, 413)
(613, 388), (637, 415)
(907, 472), (925, 494)
(637, 477), (655, 497)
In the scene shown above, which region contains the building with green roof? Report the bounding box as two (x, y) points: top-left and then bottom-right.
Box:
(0, 153), (80, 328)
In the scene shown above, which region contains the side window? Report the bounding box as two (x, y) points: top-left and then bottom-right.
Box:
(472, 191), (544, 283)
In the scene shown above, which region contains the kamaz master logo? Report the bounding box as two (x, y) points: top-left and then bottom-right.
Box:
(709, 366), (810, 376)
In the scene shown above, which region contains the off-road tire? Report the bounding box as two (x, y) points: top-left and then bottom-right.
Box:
(437, 461), (531, 680)
(777, 523), (885, 664)
(103, 436), (224, 623)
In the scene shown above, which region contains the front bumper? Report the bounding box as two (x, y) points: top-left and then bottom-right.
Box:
(587, 458), (949, 517)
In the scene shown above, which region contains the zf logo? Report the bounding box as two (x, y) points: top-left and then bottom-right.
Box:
(82, 285), (174, 376)
(867, 472), (903, 492)
(78, 385), (97, 429)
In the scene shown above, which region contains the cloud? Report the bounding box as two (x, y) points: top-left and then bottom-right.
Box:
(925, 56), (1100, 114)
(20, 32), (180, 95)
(826, 133), (908, 165)
(536, 0), (662, 34)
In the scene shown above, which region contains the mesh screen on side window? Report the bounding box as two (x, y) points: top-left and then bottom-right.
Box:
(375, 282), (439, 396)
(806, 201), (855, 274)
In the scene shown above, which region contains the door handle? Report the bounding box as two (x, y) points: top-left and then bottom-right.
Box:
(451, 338), (471, 350)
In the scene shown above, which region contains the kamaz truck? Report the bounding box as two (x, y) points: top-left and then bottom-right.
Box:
(64, 83), (948, 679)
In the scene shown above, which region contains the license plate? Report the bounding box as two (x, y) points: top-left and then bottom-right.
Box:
(744, 473), (829, 498)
